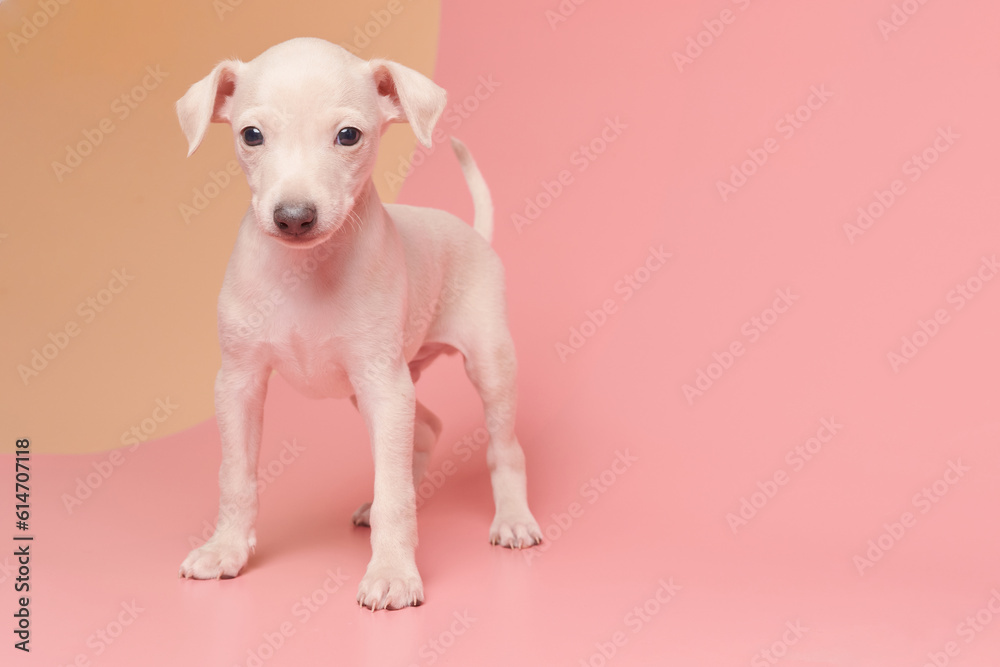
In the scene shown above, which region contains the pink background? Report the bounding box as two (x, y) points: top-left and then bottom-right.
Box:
(7, 1), (1000, 665)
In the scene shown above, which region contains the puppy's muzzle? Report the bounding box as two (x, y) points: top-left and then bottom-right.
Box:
(273, 202), (317, 237)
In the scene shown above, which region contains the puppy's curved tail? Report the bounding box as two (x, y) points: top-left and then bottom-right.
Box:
(450, 137), (494, 243)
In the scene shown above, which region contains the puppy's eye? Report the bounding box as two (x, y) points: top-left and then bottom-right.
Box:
(336, 127), (361, 146)
(241, 126), (264, 146)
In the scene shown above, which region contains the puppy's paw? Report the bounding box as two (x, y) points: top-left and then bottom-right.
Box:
(179, 530), (255, 579)
(357, 562), (423, 610)
(351, 501), (372, 527)
(490, 510), (543, 549)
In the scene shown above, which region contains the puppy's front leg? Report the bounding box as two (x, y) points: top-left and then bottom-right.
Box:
(180, 362), (269, 579)
(353, 363), (422, 610)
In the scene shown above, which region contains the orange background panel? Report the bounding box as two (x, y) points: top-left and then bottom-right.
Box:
(0, 0), (441, 453)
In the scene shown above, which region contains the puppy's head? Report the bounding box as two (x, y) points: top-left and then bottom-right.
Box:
(176, 37), (446, 248)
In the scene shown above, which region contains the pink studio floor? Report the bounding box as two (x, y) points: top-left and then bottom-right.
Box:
(9, 1), (1000, 666)
(17, 367), (1000, 666)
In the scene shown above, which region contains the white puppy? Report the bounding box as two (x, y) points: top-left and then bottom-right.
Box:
(175, 37), (542, 610)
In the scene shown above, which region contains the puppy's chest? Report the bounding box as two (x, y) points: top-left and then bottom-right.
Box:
(238, 285), (358, 398)
(268, 326), (353, 399)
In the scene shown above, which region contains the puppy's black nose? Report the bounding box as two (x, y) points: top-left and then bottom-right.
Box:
(273, 203), (316, 236)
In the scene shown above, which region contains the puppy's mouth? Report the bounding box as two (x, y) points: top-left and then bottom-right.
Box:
(269, 228), (332, 249)
(270, 217), (356, 247)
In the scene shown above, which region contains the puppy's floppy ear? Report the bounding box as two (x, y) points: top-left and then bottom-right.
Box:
(370, 59), (446, 148)
(176, 60), (242, 157)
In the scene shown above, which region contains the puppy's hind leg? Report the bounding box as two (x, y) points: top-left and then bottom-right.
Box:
(461, 331), (542, 549)
(352, 398), (442, 526)
(411, 399), (443, 491)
